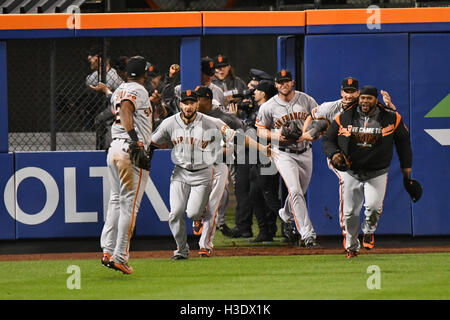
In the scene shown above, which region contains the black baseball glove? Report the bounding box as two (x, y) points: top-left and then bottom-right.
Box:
(281, 121), (303, 141)
(128, 141), (152, 171)
(403, 177), (422, 202)
(330, 151), (351, 171)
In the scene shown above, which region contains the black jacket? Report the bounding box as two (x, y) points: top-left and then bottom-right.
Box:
(322, 104), (412, 172)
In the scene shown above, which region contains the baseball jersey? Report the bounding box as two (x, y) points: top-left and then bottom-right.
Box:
(152, 112), (236, 171)
(110, 81), (152, 147)
(312, 99), (344, 124)
(256, 91), (318, 151)
(86, 67), (123, 92)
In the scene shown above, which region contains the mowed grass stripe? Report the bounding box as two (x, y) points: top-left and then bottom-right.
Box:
(0, 253), (448, 300)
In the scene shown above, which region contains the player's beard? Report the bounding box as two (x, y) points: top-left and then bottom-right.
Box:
(182, 109), (197, 121)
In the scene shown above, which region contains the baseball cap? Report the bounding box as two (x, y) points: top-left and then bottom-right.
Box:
(275, 69), (293, 82)
(341, 77), (359, 90)
(146, 62), (159, 77)
(201, 57), (215, 76)
(87, 46), (102, 56)
(214, 54), (229, 68)
(195, 86), (213, 99)
(127, 56), (148, 78)
(249, 68), (272, 81)
(360, 85), (378, 98)
(180, 89), (198, 103)
(255, 80), (277, 99)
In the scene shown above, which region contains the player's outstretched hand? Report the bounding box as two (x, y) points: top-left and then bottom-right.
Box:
(297, 129), (315, 142)
(169, 64), (180, 78)
(90, 82), (111, 96)
(381, 90), (397, 111)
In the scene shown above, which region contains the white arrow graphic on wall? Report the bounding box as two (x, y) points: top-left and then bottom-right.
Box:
(424, 93), (450, 146)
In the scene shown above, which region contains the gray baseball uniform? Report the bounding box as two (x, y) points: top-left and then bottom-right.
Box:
(152, 112), (236, 258)
(100, 81), (152, 264)
(256, 91), (318, 242)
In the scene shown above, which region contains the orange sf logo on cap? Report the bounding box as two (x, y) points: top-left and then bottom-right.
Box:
(209, 61), (214, 68)
(149, 66), (154, 71)
(281, 70), (286, 77)
(186, 90), (192, 96)
(348, 78), (353, 85)
(218, 55), (223, 63)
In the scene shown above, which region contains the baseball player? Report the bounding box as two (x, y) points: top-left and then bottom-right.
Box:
(194, 86), (243, 256)
(255, 69), (319, 248)
(306, 77), (397, 250)
(322, 85), (413, 258)
(151, 89), (274, 260)
(100, 56), (153, 274)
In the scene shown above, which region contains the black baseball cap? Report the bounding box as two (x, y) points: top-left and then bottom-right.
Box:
(214, 54), (229, 68)
(127, 56), (148, 78)
(360, 85), (378, 98)
(249, 68), (272, 81)
(195, 86), (213, 99)
(87, 46), (101, 56)
(341, 77), (359, 90)
(180, 89), (198, 102)
(146, 62), (159, 77)
(201, 57), (215, 76)
(275, 69), (293, 82)
(255, 80), (277, 99)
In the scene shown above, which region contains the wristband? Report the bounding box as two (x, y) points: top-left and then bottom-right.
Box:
(127, 129), (139, 142)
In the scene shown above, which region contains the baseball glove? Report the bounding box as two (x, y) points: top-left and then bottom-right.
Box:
(128, 141), (152, 170)
(330, 151), (351, 171)
(281, 121), (303, 142)
(403, 177), (422, 202)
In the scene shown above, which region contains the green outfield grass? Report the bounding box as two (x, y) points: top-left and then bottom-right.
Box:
(0, 253), (448, 300)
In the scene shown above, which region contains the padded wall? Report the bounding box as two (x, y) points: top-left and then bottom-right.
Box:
(304, 33), (412, 235)
(410, 33), (450, 235)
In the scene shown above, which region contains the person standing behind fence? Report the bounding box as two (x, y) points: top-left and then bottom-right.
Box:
(212, 54), (246, 110)
(85, 47), (123, 150)
(100, 56), (153, 274)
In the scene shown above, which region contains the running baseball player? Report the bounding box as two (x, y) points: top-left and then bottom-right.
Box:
(255, 69), (319, 248)
(305, 77), (397, 250)
(151, 89), (274, 260)
(322, 85), (413, 258)
(194, 86), (242, 256)
(100, 56), (153, 274)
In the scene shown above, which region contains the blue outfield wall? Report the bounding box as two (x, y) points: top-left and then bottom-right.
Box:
(409, 33), (450, 235)
(0, 150), (177, 239)
(304, 33), (412, 235)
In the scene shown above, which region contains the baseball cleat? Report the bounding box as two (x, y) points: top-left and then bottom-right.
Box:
(193, 220), (203, 236)
(109, 260), (134, 275)
(171, 255), (188, 261)
(363, 233), (375, 250)
(283, 221), (300, 245)
(101, 252), (111, 267)
(198, 248), (212, 257)
(346, 250), (359, 259)
(304, 237), (319, 248)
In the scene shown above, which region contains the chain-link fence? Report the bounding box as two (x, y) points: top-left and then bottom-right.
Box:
(7, 34), (281, 152)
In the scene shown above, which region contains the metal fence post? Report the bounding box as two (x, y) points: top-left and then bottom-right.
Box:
(50, 39), (56, 151)
(0, 41), (7, 153)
